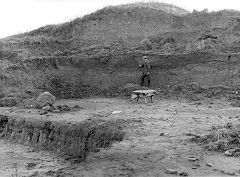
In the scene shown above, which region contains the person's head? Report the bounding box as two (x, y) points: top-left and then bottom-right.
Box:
(143, 56), (148, 62)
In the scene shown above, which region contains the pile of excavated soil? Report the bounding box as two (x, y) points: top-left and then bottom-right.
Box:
(191, 123), (240, 156)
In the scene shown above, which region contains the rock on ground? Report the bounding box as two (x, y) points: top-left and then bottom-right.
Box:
(35, 92), (56, 108)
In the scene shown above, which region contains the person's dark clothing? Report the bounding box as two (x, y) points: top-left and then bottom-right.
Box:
(139, 61), (151, 86)
(141, 73), (151, 86)
(228, 55), (232, 60)
(140, 61), (151, 74)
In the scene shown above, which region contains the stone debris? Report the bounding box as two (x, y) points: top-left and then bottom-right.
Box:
(165, 169), (178, 174)
(74, 105), (80, 109)
(42, 105), (53, 112)
(40, 111), (48, 115)
(131, 93), (138, 100)
(40, 104), (81, 113)
(188, 157), (198, 162)
(224, 148), (240, 156)
(226, 172), (236, 176)
(178, 172), (189, 176)
(159, 132), (165, 136)
(218, 170), (236, 176)
(26, 162), (37, 170)
(112, 111), (122, 114)
(57, 104), (71, 112)
(185, 133), (199, 138)
(53, 109), (61, 113)
(206, 162), (213, 167)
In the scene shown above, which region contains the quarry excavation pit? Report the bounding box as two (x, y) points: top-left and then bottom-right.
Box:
(0, 112), (125, 162)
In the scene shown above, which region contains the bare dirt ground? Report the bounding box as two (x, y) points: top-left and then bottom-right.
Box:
(1, 96), (240, 177)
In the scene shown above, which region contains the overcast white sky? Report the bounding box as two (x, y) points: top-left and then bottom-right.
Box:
(1, 0), (240, 38)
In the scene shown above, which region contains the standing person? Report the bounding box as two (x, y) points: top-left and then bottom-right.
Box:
(139, 56), (151, 86)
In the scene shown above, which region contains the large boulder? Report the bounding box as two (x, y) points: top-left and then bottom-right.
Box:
(35, 92), (56, 108)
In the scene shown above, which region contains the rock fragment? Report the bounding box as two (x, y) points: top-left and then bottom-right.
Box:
(179, 172), (189, 176)
(206, 162), (213, 167)
(188, 157), (198, 162)
(165, 169), (178, 174)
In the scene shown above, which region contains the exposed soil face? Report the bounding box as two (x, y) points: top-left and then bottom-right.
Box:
(1, 97), (240, 177)
(0, 110), (125, 163)
(9, 50), (239, 101)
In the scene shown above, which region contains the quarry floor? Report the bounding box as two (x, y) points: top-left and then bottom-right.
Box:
(1, 96), (240, 177)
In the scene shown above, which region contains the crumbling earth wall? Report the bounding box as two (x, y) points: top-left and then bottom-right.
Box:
(0, 115), (124, 161)
(22, 51), (240, 98)
(2, 42), (240, 100)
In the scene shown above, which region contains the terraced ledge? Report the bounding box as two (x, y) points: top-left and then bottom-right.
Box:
(0, 114), (124, 161)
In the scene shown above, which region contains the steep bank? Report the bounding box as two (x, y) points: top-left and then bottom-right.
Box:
(17, 51), (240, 98)
(0, 114), (124, 161)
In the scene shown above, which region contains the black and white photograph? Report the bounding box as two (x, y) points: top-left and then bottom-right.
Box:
(1, 0), (240, 176)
